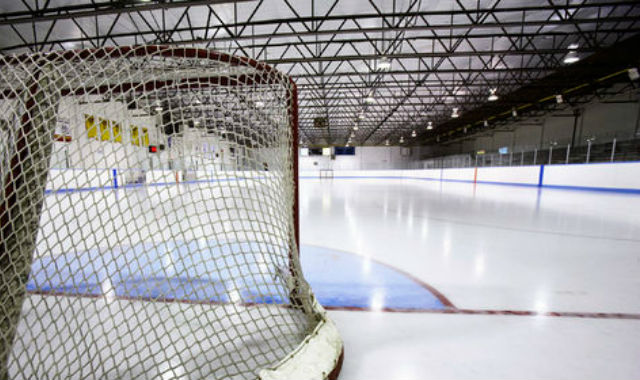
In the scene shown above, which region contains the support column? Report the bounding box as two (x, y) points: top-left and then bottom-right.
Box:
(571, 109), (581, 147)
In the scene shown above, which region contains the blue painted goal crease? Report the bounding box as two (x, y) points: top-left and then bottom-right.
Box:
(25, 242), (445, 311)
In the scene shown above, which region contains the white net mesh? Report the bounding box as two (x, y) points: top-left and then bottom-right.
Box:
(0, 46), (339, 380)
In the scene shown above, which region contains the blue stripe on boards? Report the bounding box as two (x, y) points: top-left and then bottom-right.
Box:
(112, 169), (118, 188)
(44, 167), (640, 196)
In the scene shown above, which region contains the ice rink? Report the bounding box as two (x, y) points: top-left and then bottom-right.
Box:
(2, 2), (640, 379)
(298, 177), (640, 379)
(10, 173), (640, 380)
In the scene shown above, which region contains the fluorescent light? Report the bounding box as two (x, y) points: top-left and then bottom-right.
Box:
(488, 88), (498, 101)
(154, 106), (163, 112)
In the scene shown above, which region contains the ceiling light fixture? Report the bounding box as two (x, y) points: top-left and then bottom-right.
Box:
(61, 41), (81, 49)
(427, 121), (433, 130)
(364, 94), (375, 104)
(399, 136), (404, 143)
(628, 67), (640, 81)
(353, 124), (359, 131)
(483, 120), (489, 127)
(563, 44), (580, 64)
(563, 51), (579, 64)
(411, 130), (417, 137)
(451, 108), (459, 118)
(377, 56), (391, 71)
(555, 94), (564, 104)
(385, 139), (390, 146)
(512, 108), (518, 117)
(488, 88), (498, 102)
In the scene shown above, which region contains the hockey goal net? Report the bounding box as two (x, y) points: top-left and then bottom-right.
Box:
(0, 46), (342, 380)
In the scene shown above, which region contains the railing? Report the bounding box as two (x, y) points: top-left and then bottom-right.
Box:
(417, 136), (640, 169)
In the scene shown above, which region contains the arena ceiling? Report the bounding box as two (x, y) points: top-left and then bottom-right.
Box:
(1, 0), (639, 147)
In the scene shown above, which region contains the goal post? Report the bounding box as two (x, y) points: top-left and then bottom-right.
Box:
(0, 46), (343, 380)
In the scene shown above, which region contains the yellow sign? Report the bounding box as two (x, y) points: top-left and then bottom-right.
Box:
(85, 115), (97, 139)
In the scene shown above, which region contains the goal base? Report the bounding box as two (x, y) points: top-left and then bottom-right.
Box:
(259, 302), (343, 380)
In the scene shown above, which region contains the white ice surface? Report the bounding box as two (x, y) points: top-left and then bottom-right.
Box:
(300, 178), (640, 380)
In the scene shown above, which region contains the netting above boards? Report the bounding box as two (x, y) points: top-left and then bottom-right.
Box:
(0, 46), (342, 380)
